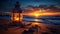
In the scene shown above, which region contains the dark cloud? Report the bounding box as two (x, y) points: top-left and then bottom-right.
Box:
(0, 0), (9, 10)
(0, 0), (60, 11)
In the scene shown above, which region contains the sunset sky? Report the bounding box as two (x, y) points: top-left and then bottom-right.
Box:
(0, 0), (60, 11)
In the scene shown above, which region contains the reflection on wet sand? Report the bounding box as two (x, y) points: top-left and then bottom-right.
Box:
(0, 13), (60, 34)
(0, 20), (60, 34)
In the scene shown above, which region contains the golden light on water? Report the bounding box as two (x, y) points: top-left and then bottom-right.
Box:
(35, 19), (39, 22)
(32, 19), (40, 25)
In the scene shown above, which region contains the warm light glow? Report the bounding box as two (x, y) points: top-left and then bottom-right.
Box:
(34, 13), (40, 17)
(13, 13), (19, 22)
(12, 13), (23, 22)
(23, 11), (60, 16)
(20, 14), (23, 22)
(14, 17), (19, 21)
(31, 12), (40, 17)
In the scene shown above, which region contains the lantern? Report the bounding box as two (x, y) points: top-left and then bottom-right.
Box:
(11, 1), (22, 23)
(11, 10), (20, 22)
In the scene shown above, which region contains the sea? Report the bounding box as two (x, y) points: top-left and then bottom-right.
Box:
(0, 15), (60, 25)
